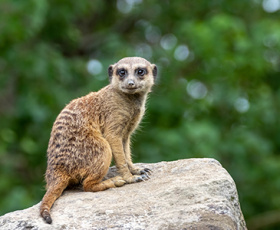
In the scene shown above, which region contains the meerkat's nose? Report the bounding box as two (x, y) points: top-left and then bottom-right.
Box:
(127, 79), (135, 88)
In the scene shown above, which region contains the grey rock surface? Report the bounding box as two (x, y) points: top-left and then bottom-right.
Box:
(0, 158), (247, 230)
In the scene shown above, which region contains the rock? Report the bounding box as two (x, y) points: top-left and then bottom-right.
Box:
(0, 158), (247, 230)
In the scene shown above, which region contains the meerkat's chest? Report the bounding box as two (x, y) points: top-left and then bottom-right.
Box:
(98, 91), (146, 135)
(112, 105), (144, 135)
(126, 106), (145, 132)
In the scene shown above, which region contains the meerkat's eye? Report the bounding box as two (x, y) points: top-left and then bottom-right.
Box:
(118, 69), (127, 79)
(136, 68), (147, 77)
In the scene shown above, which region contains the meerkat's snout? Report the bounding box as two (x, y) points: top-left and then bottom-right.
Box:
(127, 79), (136, 88)
(124, 78), (138, 90)
(121, 76), (143, 94)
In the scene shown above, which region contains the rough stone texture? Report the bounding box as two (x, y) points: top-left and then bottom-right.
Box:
(0, 158), (247, 230)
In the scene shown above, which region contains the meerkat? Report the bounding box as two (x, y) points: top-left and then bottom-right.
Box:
(40, 57), (157, 224)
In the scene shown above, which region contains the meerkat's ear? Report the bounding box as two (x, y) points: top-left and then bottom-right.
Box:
(152, 64), (157, 80)
(108, 65), (114, 82)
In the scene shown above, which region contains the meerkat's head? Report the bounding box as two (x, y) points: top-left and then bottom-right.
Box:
(108, 57), (157, 94)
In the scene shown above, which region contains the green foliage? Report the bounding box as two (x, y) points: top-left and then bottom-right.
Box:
(0, 0), (280, 228)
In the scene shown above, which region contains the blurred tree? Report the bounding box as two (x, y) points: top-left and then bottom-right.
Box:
(0, 0), (280, 229)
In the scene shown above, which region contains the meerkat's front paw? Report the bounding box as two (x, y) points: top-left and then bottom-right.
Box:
(130, 167), (152, 181)
(140, 168), (152, 176)
(130, 167), (152, 176)
(123, 174), (150, 183)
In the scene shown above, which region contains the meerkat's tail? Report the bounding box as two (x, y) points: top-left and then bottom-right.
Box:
(40, 178), (69, 224)
(41, 208), (52, 224)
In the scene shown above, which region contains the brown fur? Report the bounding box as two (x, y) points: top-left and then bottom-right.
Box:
(40, 57), (157, 224)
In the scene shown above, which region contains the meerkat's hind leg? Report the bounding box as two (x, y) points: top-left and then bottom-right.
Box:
(83, 175), (126, 192)
(110, 176), (126, 187)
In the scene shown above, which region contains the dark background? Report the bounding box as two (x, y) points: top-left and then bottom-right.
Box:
(0, 1), (280, 229)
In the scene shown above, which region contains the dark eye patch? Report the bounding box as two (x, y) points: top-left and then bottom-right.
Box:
(136, 68), (147, 77)
(117, 68), (127, 79)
